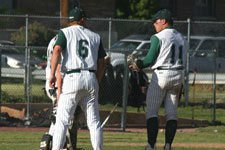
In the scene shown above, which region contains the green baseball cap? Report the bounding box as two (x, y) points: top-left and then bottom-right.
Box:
(152, 9), (172, 22)
(69, 7), (86, 21)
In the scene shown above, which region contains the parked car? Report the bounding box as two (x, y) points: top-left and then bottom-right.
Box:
(0, 40), (45, 69)
(108, 34), (151, 75)
(188, 36), (225, 73)
(109, 35), (225, 73)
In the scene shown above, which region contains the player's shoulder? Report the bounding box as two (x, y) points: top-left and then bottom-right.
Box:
(84, 27), (100, 38)
(47, 35), (58, 49)
(51, 35), (58, 43)
(155, 29), (168, 39)
(61, 26), (73, 33)
(157, 28), (183, 39)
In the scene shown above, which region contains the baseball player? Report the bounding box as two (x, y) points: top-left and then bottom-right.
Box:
(128, 9), (188, 150)
(45, 35), (62, 136)
(40, 35), (82, 150)
(49, 7), (106, 150)
(40, 35), (63, 150)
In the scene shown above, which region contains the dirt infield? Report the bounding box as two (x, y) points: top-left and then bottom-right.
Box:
(102, 143), (225, 149)
(0, 127), (196, 133)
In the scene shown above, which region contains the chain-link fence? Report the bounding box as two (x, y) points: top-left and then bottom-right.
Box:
(0, 14), (225, 128)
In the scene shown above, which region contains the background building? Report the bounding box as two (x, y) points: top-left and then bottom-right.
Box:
(0, 0), (116, 18)
(1, 0), (225, 21)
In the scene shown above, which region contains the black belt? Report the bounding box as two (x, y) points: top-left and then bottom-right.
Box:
(66, 69), (96, 74)
(157, 67), (183, 70)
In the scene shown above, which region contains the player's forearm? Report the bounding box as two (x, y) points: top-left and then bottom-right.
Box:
(56, 64), (62, 100)
(96, 58), (106, 84)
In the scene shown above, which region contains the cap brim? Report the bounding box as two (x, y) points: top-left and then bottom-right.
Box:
(151, 15), (160, 22)
(151, 18), (157, 22)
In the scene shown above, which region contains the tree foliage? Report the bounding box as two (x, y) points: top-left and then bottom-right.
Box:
(116, 0), (159, 20)
(11, 21), (55, 46)
(0, 4), (25, 14)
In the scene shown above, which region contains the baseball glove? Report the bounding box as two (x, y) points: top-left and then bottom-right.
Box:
(127, 54), (139, 71)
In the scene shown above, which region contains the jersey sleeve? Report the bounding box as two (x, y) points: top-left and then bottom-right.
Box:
(98, 40), (106, 59)
(55, 30), (67, 50)
(142, 35), (160, 67)
(136, 35), (160, 69)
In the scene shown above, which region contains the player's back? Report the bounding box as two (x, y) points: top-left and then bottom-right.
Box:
(61, 25), (100, 72)
(153, 28), (187, 69)
(46, 35), (58, 80)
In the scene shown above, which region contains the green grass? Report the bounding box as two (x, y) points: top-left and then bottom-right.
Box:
(0, 126), (225, 150)
(2, 82), (45, 97)
(1, 82), (50, 103)
(2, 82), (225, 104)
(2, 83), (225, 124)
(99, 104), (225, 125)
(188, 84), (225, 103)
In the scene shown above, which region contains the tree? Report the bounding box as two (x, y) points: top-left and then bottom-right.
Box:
(116, 0), (159, 20)
(11, 21), (55, 46)
(11, 21), (56, 60)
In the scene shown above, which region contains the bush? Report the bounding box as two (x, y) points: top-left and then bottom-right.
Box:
(11, 21), (55, 46)
(11, 21), (56, 59)
(1, 91), (24, 103)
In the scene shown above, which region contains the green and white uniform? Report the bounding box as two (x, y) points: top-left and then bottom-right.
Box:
(45, 36), (58, 137)
(45, 35), (59, 105)
(52, 25), (106, 150)
(138, 27), (188, 121)
(44, 36), (79, 150)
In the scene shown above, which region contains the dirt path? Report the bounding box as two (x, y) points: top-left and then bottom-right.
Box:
(99, 142), (225, 149)
(0, 127), (196, 133)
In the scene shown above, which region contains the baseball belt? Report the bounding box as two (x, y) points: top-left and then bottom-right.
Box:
(156, 67), (183, 70)
(66, 69), (96, 74)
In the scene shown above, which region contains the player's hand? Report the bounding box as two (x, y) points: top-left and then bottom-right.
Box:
(129, 64), (140, 72)
(49, 75), (56, 89)
(127, 54), (140, 71)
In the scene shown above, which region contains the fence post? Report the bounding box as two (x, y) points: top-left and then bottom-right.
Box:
(59, 0), (62, 28)
(121, 54), (129, 131)
(185, 18), (191, 106)
(26, 47), (32, 121)
(0, 48), (1, 114)
(24, 14), (30, 122)
(213, 49), (217, 124)
(108, 18), (112, 50)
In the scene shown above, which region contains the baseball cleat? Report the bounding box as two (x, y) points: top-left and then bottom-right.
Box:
(164, 143), (171, 150)
(145, 144), (156, 150)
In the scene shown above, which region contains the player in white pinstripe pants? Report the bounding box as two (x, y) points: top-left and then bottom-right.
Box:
(41, 35), (83, 150)
(49, 7), (106, 150)
(45, 35), (62, 136)
(130, 9), (188, 150)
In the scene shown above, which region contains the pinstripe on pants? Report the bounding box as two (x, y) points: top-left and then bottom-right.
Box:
(146, 69), (183, 121)
(52, 71), (103, 150)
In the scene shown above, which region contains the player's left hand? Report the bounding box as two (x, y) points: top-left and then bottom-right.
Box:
(49, 75), (56, 88)
(127, 54), (140, 71)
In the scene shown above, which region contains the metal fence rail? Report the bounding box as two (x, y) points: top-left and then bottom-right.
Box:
(1, 14), (225, 129)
